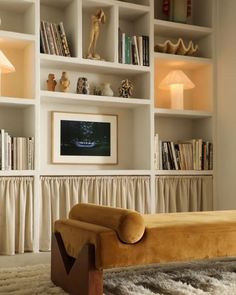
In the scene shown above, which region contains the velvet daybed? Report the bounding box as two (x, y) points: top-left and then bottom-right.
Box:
(51, 203), (236, 295)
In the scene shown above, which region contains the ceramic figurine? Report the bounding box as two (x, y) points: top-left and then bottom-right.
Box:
(47, 73), (57, 91)
(93, 86), (102, 96)
(102, 83), (114, 96)
(86, 9), (106, 60)
(77, 77), (89, 94)
(59, 71), (70, 92)
(118, 79), (134, 98)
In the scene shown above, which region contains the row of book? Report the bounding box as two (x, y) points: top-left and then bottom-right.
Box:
(0, 130), (34, 171)
(154, 135), (213, 171)
(118, 29), (150, 66)
(40, 20), (71, 57)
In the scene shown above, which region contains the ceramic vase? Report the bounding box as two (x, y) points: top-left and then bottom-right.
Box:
(102, 83), (114, 97)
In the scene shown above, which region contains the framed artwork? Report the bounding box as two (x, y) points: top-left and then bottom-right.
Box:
(52, 111), (118, 164)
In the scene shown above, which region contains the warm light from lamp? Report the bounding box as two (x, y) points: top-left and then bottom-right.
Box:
(159, 70), (195, 110)
(0, 50), (15, 96)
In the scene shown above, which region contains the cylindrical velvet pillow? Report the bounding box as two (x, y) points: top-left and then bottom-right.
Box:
(69, 203), (145, 244)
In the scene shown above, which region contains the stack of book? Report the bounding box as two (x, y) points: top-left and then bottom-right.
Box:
(154, 135), (213, 171)
(0, 130), (34, 171)
(118, 29), (149, 66)
(40, 21), (71, 57)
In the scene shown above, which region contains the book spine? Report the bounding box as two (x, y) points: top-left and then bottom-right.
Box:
(133, 36), (140, 65)
(125, 35), (131, 64)
(41, 21), (50, 54)
(4, 132), (8, 170)
(1, 129), (5, 170)
(159, 140), (163, 170)
(53, 23), (64, 56)
(13, 137), (16, 170)
(118, 28), (122, 63)
(137, 36), (143, 66)
(58, 22), (71, 57)
(142, 36), (146, 66)
(154, 134), (159, 170)
(163, 142), (171, 170)
(8, 135), (11, 171)
(167, 141), (174, 170)
(45, 21), (56, 55)
(209, 143), (213, 170)
(50, 23), (59, 55)
(170, 141), (178, 170)
(145, 36), (150, 66)
(40, 22), (47, 54)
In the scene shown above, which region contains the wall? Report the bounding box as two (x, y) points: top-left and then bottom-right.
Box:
(216, 0), (236, 209)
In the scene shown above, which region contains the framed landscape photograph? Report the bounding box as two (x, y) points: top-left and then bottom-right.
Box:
(52, 112), (118, 164)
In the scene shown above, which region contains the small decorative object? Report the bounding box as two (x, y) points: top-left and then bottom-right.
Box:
(77, 77), (89, 94)
(93, 86), (102, 96)
(102, 83), (114, 97)
(119, 79), (134, 98)
(159, 70), (195, 110)
(163, 0), (192, 23)
(86, 8), (106, 60)
(154, 38), (198, 56)
(52, 112), (117, 164)
(59, 71), (70, 92)
(47, 73), (57, 91)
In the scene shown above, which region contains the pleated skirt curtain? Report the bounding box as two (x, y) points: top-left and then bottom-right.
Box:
(155, 176), (213, 213)
(40, 176), (151, 251)
(0, 177), (34, 255)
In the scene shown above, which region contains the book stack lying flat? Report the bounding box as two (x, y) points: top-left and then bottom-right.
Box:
(0, 130), (34, 171)
(154, 134), (213, 171)
(40, 21), (71, 57)
(118, 28), (149, 66)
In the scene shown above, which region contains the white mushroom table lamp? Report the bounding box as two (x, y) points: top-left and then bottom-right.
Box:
(159, 70), (195, 110)
(0, 50), (15, 96)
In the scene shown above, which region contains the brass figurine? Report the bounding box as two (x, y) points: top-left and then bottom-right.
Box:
(86, 9), (106, 60)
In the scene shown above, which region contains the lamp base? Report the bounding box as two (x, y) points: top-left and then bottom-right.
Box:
(170, 84), (184, 110)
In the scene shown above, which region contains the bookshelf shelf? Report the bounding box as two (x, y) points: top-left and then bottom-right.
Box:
(40, 91), (150, 108)
(154, 19), (212, 40)
(154, 108), (213, 119)
(40, 169), (151, 176)
(0, 31), (35, 47)
(0, 170), (36, 177)
(155, 170), (213, 176)
(154, 53), (212, 70)
(0, 97), (36, 108)
(118, 1), (150, 12)
(40, 54), (150, 74)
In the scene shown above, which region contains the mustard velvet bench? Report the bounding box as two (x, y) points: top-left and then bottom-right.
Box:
(51, 203), (236, 295)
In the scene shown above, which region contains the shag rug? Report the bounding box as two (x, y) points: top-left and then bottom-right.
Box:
(1, 260), (236, 294)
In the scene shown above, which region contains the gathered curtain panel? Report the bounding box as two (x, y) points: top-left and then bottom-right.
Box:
(0, 177), (34, 255)
(155, 175), (213, 213)
(40, 176), (151, 251)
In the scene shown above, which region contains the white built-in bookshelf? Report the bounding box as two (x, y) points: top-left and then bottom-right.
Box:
(0, 0), (215, 245)
(154, 0), (214, 175)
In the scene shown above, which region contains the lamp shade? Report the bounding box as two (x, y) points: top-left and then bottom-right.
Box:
(159, 70), (195, 90)
(0, 50), (15, 74)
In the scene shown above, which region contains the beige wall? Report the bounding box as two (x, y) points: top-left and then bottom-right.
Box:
(216, 0), (236, 209)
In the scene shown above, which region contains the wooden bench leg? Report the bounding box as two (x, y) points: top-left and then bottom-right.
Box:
(51, 232), (103, 295)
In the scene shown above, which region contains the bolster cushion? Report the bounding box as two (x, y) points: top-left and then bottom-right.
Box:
(69, 203), (145, 244)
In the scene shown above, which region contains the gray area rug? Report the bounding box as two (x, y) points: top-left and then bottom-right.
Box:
(1, 260), (236, 294)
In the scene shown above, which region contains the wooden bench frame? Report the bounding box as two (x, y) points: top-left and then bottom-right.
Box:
(51, 232), (103, 295)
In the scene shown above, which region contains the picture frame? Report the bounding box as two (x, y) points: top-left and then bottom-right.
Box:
(52, 111), (118, 164)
